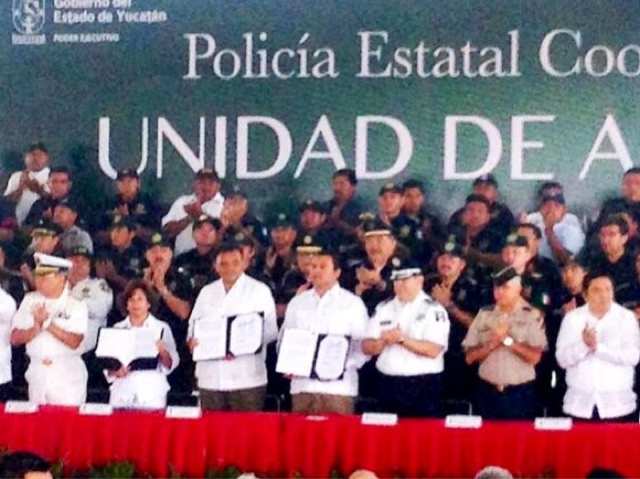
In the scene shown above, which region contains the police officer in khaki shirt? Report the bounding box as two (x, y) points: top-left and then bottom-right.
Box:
(463, 266), (547, 420)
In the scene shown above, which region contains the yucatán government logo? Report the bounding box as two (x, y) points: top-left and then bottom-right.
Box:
(13, 0), (45, 35)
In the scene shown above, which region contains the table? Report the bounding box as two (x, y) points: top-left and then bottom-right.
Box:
(0, 406), (638, 478)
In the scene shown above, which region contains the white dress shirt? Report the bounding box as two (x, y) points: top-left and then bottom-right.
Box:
(556, 302), (640, 419)
(526, 211), (585, 263)
(368, 292), (450, 376)
(281, 284), (369, 397)
(108, 314), (179, 409)
(162, 192), (224, 255)
(4, 167), (50, 225)
(12, 285), (88, 405)
(189, 273), (278, 391)
(71, 277), (113, 353)
(0, 287), (17, 385)
(12, 286), (88, 361)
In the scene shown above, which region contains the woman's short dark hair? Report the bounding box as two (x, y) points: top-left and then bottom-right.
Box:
(119, 279), (157, 315)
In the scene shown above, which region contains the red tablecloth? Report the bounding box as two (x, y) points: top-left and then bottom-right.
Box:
(1, 406), (639, 478)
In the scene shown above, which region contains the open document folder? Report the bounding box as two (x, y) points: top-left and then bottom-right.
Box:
(95, 327), (162, 371)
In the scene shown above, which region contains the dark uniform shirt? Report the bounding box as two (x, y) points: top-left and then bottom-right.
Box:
(153, 266), (196, 394)
(174, 247), (218, 295)
(100, 192), (164, 231)
(95, 240), (146, 292)
(584, 249), (636, 299)
(449, 201), (515, 241)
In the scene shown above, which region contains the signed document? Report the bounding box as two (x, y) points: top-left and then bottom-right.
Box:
(192, 312), (264, 361)
(96, 327), (161, 371)
(276, 329), (350, 380)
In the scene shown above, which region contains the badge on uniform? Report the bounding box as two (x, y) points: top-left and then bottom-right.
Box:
(435, 311), (446, 322)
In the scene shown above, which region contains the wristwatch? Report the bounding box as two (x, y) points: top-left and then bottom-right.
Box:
(502, 336), (514, 347)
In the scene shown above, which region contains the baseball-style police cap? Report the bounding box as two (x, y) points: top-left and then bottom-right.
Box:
(504, 233), (528, 248)
(32, 218), (62, 237)
(55, 197), (80, 213)
(110, 214), (136, 230)
(148, 232), (171, 248)
(195, 168), (220, 181)
(34, 252), (72, 276)
(296, 233), (323, 255)
(223, 227), (255, 247)
(362, 218), (393, 238)
(379, 182), (403, 196)
(492, 266), (520, 287)
(299, 200), (326, 214)
(193, 214), (221, 230)
(389, 256), (423, 281)
(66, 246), (92, 259)
(271, 213), (295, 229)
(440, 236), (465, 258)
(541, 192), (566, 205)
(116, 168), (139, 181)
(473, 173), (498, 188)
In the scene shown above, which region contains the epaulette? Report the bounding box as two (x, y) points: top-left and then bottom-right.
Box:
(423, 296), (437, 305)
(70, 288), (85, 301)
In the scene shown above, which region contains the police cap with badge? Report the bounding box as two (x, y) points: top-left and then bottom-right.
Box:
(109, 214), (136, 231)
(504, 233), (528, 248)
(299, 200), (326, 215)
(147, 231), (172, 248)
(361, 216), (394, 238)
(492, 266), (520, 287)
(439, 235), (465, 258)
(116, 168), (139, 181)
(33, 253), (73, 276)
(32, 218), (62, 237)
(65, 246), (92, 260)
(389, 256), (423, 281)
(271, 212), (295, 230)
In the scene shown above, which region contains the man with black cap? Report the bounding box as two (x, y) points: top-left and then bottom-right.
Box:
(98, 168), (164, 244)
(18, 218), (63, 292)
(53, 197), (93, 254)
(298, 200), (327, 237)
(324, 168), (366, 236)
(522, 182), (585, 265)
(344, 217), (400, 315)
(11, 253), (88, 406)
(449, 194), (505, 293)
(363, 256), (450, 417)
(377, 182), (424, 261)
(94, 214), (146, 295)
(402, 179), (445, 264)
(424, 236), (482, 401)
(162, 168), (224, 255)
(448, 174), (514, 241)
(142, 232), (195, 395)
(174, 214), (221, 295)
(280, 240), (369, 415)
(463, 266), (547, 420)
(264, 213), (297, 291)
(23, 166), (75, 231)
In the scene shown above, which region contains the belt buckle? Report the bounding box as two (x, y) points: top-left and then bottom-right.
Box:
(41, 359), (53, 366)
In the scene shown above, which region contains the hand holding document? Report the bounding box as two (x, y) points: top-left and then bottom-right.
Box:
(96, 327), (161, 371)
(192, 312), (264, 361)
(276, 329), (350, 381)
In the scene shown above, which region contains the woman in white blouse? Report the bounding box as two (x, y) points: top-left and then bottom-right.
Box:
(106, 280), (179, 409)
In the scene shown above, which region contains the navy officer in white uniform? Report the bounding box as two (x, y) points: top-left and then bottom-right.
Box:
(363, 256), (450, 417)
(11, 253), (88, 406)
